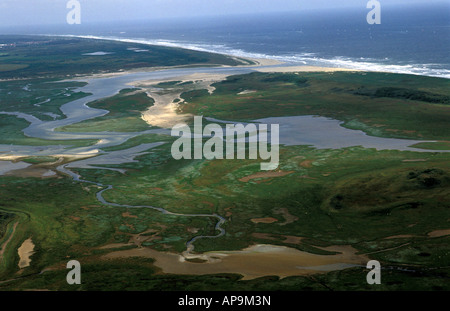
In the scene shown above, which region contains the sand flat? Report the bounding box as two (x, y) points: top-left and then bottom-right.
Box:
(17, 238), (35, 269)
(428, 229), (450, 238)
(134, 72), (231, 128)
(250, 217), (278, 224)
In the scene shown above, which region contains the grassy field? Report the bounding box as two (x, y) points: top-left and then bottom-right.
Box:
(0, 35), (247, 79)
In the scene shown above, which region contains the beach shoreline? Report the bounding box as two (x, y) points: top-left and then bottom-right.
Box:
(47, 34), (362, 81)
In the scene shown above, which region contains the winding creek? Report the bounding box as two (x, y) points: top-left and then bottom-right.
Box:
(56, 164), (226, 253)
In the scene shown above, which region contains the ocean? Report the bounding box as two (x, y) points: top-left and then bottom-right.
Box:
(5, 3), (450, 78)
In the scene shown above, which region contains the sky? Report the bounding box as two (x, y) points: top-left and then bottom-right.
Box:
(0, 0), (448, 27)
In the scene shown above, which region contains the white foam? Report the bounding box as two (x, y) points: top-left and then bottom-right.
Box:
(53, 34), (450, 79)
(82, 51), (114, 56)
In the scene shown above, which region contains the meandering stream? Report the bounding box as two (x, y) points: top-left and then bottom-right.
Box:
(56, 164), (226, 253)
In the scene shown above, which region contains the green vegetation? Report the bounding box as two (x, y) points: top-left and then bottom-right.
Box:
(0, 211), (15, 240)
(1, 143), (449, 290)
(0, 35), (246, 79)
(354, 86), (450, 105)
(0, 78), (88, 119)
(0, 36), (449, 290)
(410, 141), (450, 150)
(0, 175), (213, 279)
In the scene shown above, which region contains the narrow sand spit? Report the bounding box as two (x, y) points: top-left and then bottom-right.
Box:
(131, 73), (231, 128)
(237, 90), (257, 95)
(102, 243), (368, 280)
(0, 151), (98, 164)
(0, 152), (98, 178)
(245, 57), (284, 66)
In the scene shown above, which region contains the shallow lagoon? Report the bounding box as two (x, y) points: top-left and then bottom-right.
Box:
(255, 115), (443, 152)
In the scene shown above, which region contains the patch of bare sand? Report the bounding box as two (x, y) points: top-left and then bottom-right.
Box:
(252, 233), (277, 240)
(252, 233), (304, 245)
(0, 155), (27, 162)
(237, 90), (257, 95)
(187, 227), (199, 234)
(428, 229), (450, 238)
(274, 208), (298, 225)
(132, 73), (231, 128)
(100, 243), (134, 249)
(300, 160), (313, 168)
(18, 238), (35, 269)
(122, 212), (138, 218)
(282, 236), (304, 244)
(250, 217), (278, 224)
(102, 244), (368, 280)
(384, 234), (416, 239)
(239, 170), (294, 182)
